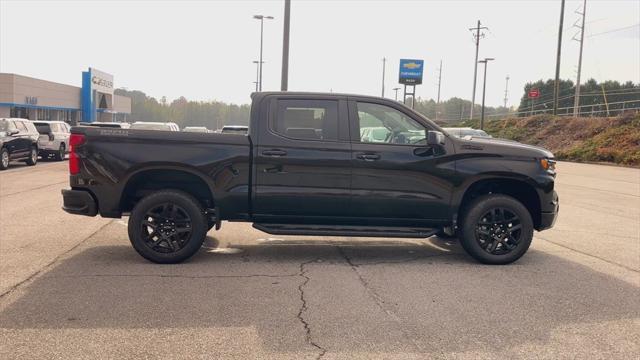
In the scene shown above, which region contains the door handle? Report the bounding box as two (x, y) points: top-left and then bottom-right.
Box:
(356, 153), (380, 161)
(262, 149), (287, 157)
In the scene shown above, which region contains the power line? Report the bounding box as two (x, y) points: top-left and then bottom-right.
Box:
(587, 23), (639, 38)
(573, 0), (587, 116)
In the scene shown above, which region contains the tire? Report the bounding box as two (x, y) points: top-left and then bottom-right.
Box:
(0, 148), (9, 170)
(25, 147), (37, 166)
(55, 143), (65, 161)
(459, 194), (533, 265)
(128, 190), (207, 264)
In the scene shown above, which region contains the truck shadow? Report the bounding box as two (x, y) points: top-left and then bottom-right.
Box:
(0, 238), (637, 357)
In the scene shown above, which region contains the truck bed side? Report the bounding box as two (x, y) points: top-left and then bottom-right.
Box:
(69, 126), (252, 219)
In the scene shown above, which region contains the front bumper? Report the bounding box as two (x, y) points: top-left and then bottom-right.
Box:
(61, 189), (98, 216)
(538, 190), (559, 230)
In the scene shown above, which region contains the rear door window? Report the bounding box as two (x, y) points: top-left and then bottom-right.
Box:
(272, 100), (339, 141)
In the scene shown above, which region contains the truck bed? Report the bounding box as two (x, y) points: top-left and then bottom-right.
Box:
(69, 126), (252, 218)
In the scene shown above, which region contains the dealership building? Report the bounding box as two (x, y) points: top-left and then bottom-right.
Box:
(0, 68), (131, 124)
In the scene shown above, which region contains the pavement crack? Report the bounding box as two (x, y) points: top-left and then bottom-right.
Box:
(0, 220), (113, 299)
(336, 246), (428, 355)
(45, 273), (299, 279)
(1, 181), (68, 198)
(296, 259), (327, 360)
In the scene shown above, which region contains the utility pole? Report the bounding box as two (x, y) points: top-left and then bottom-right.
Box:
(392, 87), (401, 101)
(503, 75), (510, 109)
(469, 20), (488, 120)
(381, 57), (386, 97)
(553, 0), (566, 115)
(572, 0), (586, 117)
(478, 57), (495, 130)
(436, 60), (442, 121)
(280, 0), (291, 91)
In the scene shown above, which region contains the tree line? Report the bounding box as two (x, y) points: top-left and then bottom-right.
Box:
(116, 78), (639, 129)
(518, 78), (640, 116)
(115, 89), (250, 130)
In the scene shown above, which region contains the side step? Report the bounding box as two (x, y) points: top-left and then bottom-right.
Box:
(253, 223), (438, 239)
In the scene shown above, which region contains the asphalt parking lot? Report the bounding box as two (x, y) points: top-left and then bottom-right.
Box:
(0, 160), (638, 359)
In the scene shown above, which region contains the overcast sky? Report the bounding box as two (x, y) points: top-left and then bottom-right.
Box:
(1, 0), (638, 109)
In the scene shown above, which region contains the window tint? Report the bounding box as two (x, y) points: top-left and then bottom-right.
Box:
(356, 102), (426, 145)
(273, 100), (339, 141)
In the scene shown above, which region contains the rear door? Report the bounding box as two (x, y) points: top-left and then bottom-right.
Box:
(12, 121), (32, 157)
(348, 99), (455, 225)
(253, 95), (352, 221)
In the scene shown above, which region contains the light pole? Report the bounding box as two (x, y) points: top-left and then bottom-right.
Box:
(252, 60), (262, 92)
(253, 14), (273, 92)
(392, 87), (401, 101)
(478, 57), (495, 130)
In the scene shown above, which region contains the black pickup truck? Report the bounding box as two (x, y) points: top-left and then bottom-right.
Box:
(62, 92), (558, 265)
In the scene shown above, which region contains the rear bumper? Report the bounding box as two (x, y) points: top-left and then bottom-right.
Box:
(61, 189), (97, 216)
(538, 191), (559, 231)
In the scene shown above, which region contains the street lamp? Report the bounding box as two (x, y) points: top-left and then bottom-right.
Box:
(252, 60), (264, 92)
(392, 87), (401, 101)
(253, 14), (274, 92)
(478, 57), (495, 130)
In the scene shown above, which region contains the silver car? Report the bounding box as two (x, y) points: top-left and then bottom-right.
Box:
(33, 121), (70, 161)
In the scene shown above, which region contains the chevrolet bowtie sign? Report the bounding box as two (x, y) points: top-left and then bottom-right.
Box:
(399, 59), (424, 85)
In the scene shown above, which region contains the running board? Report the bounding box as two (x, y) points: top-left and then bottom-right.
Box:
(253, 223), (438, 238)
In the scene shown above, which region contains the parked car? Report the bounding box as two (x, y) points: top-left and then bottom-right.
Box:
(62, 92), (558, 265)
(79, 122), (130, 129)
(130, 122), (180, 131)
(443, 127), (492, 139)
(183, 126), (210, 133)
(360, 126), (390, 143)
(0, 118), (39, 170)
(220, 125), (248, 134)
(33, 121), (70, 161)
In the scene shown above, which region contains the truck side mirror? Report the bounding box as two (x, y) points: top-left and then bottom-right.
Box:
(7, 129), (19, 136)
(427, 131), (445, 146)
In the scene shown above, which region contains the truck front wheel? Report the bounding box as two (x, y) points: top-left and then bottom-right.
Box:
(128, 190), (207, 264)
(459, 194), (533, 265)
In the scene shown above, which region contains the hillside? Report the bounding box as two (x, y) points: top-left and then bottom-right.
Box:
(460, 112), (640, 166)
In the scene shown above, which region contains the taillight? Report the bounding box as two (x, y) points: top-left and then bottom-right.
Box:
(69, 133), (86, 175)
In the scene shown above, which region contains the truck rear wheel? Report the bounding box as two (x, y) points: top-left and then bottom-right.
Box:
(128, 190), (207, 264)
(459, 194), (533, 265)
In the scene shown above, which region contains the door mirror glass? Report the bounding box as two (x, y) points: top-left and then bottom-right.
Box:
(427, 131), (445, 146)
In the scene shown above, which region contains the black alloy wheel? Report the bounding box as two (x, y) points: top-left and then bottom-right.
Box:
(475, 208), (522, 255)
(128, 190), (207, 263)
(459, 194), (533, 265)
(140, 203), (193, 253)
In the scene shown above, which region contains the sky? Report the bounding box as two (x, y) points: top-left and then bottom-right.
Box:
(1, 0), (639, 109)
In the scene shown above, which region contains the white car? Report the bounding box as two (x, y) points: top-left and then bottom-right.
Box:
(220, 125), (248, 134)
(33, 121), (70, 161)
(130, 122), (180, 131)
(183, 126), (209, 133)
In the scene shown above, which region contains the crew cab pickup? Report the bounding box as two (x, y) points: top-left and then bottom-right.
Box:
(62, 92), (558, 264)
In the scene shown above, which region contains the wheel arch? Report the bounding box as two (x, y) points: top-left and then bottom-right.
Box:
(454, 176), (542, 230)
(119, 166), (216, 213)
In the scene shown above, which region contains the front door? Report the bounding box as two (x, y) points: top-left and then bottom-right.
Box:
(348, 100), (455, 225)
(254, 96), (352, 222)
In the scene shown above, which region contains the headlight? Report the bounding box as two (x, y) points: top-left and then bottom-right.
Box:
(540, 158), (556, 172)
